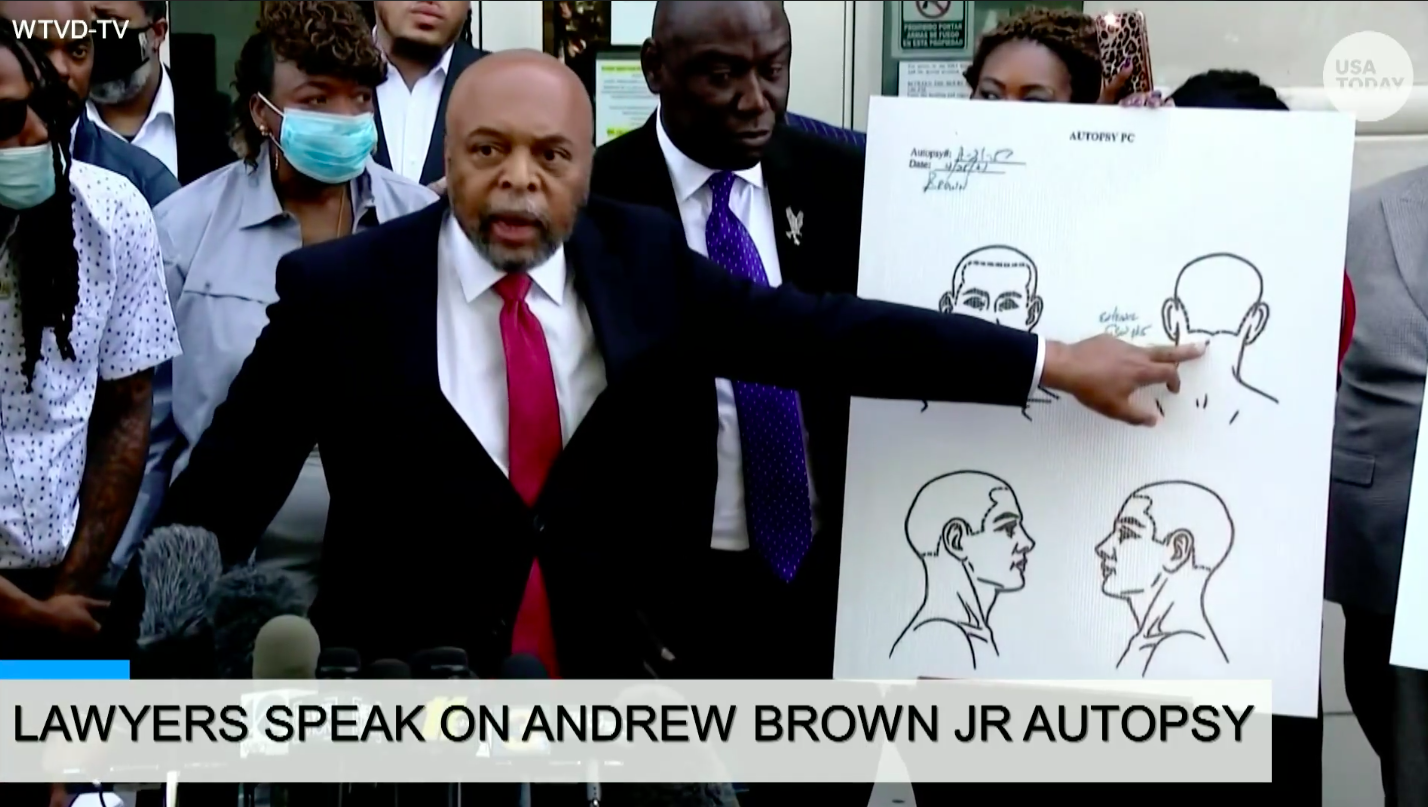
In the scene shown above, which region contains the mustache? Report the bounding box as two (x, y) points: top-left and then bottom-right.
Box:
(480, 199), (552, 230)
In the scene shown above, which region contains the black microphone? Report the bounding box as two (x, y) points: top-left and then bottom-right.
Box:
(316, 647), (362, 680)
(356, 660), (408, 807)
(494, 656), (590, 806)
(410, 647), (473, 679)
(362, 659), (412, 679)
(134, 525), (224, 677)
(499, 653), (548, 679)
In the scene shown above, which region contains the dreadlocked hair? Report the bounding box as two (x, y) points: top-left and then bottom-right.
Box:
(0, 19), (79, 388)
(231, 1), (387, 163)
(964, 8), (1103, 104)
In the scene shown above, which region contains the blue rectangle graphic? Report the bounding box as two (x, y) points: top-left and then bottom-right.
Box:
(0, 660), (129, 679)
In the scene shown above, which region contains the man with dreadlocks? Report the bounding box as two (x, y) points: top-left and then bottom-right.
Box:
(0, 16), (179, 666)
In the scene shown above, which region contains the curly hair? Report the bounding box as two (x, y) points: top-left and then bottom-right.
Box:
(964, 8), (1102, 104)
(230, 1), (387, 163)
(1170, 70), (1288, 111)
(0, 19), (79, 387)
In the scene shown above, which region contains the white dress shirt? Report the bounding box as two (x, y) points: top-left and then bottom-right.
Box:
(86, 66), (179, 179)
(0, 162), (182, 570)
(655, 114), (823, 552)
(654, 114), (1046, 553)
(435, 212), (608, 471)
(375, 40), (453, 183)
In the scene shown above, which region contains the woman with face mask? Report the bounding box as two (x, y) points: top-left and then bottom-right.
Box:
(145, 0), (437, 607)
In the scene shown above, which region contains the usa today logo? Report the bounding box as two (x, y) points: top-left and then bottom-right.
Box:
(1323, 31), (1414, 123)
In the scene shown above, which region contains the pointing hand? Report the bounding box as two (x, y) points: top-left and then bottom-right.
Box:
(1041, 335), (1206, 426)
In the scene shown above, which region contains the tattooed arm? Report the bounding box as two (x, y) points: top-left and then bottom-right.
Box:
(52, 371), (155, 596)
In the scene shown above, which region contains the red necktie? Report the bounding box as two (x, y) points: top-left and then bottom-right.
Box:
(495, 273), (562, 678)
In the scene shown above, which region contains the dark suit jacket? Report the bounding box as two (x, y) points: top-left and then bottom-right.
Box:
(591, 117), (867, 676)
(148, 197), (1036, 679)
(169, 72), (237, 185)
(72, 115), (179, 207)
(373, 40), (486, 186)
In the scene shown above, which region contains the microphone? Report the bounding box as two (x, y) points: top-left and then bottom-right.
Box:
(251, 615), (321, 679)
(409, 647), (473, 679)
(499, 653), (548, 679)
(316, 647), (362, 679)
(362, 659), (412, 679)
(207, 564), (309, 679)
(135, 526), (223, 677)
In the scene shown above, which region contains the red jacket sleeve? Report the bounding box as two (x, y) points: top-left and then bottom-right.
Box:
(1339, 271), (1355, 376)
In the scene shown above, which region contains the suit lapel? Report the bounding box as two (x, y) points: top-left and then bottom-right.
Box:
(565, 213), (656, 387)
(372, 98), (392, 171)
(390, 200), (525, 506)
(421, 42), (485, 186)
(388, 201), (446, 392)
(614, 116), (682, 217)
(1384, 176), (1428, 319)
(761, 128), (812, 289)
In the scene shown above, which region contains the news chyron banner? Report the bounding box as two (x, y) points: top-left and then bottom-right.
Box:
(0, 679), (1271, 784)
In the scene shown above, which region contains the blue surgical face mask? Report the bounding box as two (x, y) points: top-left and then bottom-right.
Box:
(259, 94), (377, 185)
(0, 144), (57, 210)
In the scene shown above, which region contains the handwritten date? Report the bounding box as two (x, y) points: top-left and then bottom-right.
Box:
(913, 146), (1023, 193)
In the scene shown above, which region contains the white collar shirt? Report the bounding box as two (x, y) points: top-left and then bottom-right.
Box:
(654, 111), (818, 552)
(86, 66), (179, 179)
(375, 35), (453, 182)
(434, 212), (607, 474)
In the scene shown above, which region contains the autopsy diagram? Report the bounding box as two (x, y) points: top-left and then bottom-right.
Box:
(1158, 253), (1278, 425)
(889, 471), (1036, 670)
(1095, 481), (1232, 676)
(836, 96), (1354, 717)
(923, 245), (1059, 419)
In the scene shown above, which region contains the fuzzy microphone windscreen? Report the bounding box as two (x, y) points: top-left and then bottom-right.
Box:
(207, 564), (310, 679)
(138, 525), (224, 644)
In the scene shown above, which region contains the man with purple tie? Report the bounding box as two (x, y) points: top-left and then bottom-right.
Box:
(593, 0), (868, 688)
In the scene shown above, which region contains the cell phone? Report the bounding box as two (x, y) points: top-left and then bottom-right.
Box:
(1094, 10), (1155, 100)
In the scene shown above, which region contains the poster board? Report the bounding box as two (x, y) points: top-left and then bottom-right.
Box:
(1392, 394), (1428, 670)
(594, 47), (656, 147)
(833, 97), (1354, 717)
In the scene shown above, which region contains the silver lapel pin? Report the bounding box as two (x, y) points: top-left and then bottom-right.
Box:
(784, 207), (804, 245)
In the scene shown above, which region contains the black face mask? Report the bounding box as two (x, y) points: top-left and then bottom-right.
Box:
(90, 24), (154, 87)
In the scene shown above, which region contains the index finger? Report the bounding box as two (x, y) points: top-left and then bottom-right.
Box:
(1146, 342), (1206, 363)
(81, 597), (110, 609)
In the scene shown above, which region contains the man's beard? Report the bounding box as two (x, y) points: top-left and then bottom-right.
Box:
(90, 57), (156, 105)
(389, 35), (448, 65)
(466, 199), (566, 274)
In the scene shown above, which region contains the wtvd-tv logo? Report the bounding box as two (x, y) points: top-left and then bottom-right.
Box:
(10, 18), (132, 40)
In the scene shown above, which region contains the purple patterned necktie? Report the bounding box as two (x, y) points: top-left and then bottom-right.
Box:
(704, 171), (814, 583)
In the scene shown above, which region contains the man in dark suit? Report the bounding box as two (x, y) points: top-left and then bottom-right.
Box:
(87, 1), (236, 185)
(2, 0), (177, 206)
(133, 48), (1195, 681)
(372, 0), (485, 192)
(590, 0), (869, 688)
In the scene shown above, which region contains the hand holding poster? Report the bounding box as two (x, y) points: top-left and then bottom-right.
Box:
(834, 97), (1355, 717)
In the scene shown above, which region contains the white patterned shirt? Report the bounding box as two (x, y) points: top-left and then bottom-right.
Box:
(0, 161), (181, 570)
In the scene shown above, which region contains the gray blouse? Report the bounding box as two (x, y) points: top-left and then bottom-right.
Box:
(146, 147), (437, 601)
